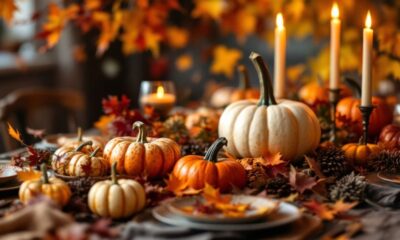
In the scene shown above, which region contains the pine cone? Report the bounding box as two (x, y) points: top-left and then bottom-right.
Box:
(163, 115), (190, 144)
(316, 146), (350, 178)
(370, 149), (400, 174)
(329, 172), (366, 202)
(265, 176), (293, 198)
(247, 162), (269, 189)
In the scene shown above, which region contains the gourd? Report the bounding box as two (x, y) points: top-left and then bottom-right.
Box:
(19, 164), (71, 206)
(218, 52), (321, 160)
(67, 147), (108, 177)
(336, 78), (393, 136)
(58, 128), (106, 151)
(88, 162), (146, 219)
(342, 141), (380, 167)
(52, 141), (95, 175)
(172, 137), (246, 193)
(103, 121), (181, 179)
(379, 124), (400, 148)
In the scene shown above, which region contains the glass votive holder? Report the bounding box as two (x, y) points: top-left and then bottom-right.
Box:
(139, 80), (176, 117)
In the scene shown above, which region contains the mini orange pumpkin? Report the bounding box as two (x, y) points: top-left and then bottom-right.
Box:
(172, 137), (246, 193)
(230, 65), (260, 102)
(299, 78), (351, 105)
(103, 121), (181, 179)
(379, 124), (400, 148)
(336, 78), (393, 136)
(342, 142), (380, 167)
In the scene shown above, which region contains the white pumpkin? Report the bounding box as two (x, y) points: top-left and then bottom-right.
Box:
(218, 52), (321, 160)
(88, 163), (146, 219)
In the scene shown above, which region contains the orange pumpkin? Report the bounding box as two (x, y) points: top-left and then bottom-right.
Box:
(172, 137), (246, 193)
(103, 121), (181, 179)
(299, 79), (351, 105)
(230, 65), (260, 102)
(342, 142), (380, 167)
(336, 78), (393, 136)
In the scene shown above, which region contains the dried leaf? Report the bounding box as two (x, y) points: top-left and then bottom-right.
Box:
(289, 165), (317, 194)
(17, 168), (42, 182)
(203, 183), (231, 204)
(192, 0), (226, 20)
(7, 122), (24, 145)
(305, 155), (325, 179)
(210, 45), (242, 78)
(303, 199), (335, 220)
(331, 199), (358, 214)
(165, 174), (201, 197)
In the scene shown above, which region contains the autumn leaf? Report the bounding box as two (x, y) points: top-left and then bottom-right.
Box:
(202, 183), (231, 205)
(331, 199), (358, 215)
(165, 174), (201, 197)
(17, 168), (42, 182)
(167, 27), (189, 49)
(305, 155), (325, 179)
(303, 199), (336, 220)
(176, 54), (193, 72)
(8, 122), (24, 145)
(289, 165), (317, 194)
(84, 0), (102, 11)
(0, 0), (18, 25)
(262, 152), (284, 167)
(210, 45), (242, 78)
(192, 0), (226, 20)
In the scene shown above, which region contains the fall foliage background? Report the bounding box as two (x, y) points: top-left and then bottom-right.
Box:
(0, 0), (399, 126)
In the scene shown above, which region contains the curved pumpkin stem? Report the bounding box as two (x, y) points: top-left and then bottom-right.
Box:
(41, 163), (49, 184)
(111, 162), (118, 185)
(344, 77), (361, 98)
(77, 127), (83, 142)
(204, 137), (228, 163)
(238, 65), (251, 90)
(75, 141), (93, 152)
(90, 147), (100, 157)
(133, 121), (148, 143)
(249, 52), (276, 106)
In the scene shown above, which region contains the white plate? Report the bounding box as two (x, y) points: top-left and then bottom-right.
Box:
(168, 195), (279, 224)
(152, 201), (301, 231)
(377, 172), (400, 184)
(0, 164), (18, 185)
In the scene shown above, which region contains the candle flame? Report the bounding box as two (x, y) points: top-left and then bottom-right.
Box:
(331, 3), (339, 18)
(276, 13), (284, 28)
(156, 86), (164, 98)
(365, 11), (372, 28)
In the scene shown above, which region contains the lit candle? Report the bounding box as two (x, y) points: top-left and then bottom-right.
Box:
(140, 85), (176, 115)
(330, 3), (341, 90)
(274, 13), (286, 99)
(361, 11), (373, 106)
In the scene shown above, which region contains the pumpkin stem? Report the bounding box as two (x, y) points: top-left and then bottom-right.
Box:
(77, 127), (83, 142)
(133, 121), (148, 143)
(204, 137), (228, 162)
(111, 162), (118, 185)
(75, 141), (93, 151)
(238, 65), (251, 90)
(90, 147), (100, 157)
(344, 77), (361, 98)
(41, 163), (49, 184)
(249, 52), (277, 106)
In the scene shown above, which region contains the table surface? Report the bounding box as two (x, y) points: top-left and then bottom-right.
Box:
(1, 158), (400, 240)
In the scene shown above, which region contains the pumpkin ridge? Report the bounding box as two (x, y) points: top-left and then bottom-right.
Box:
(246, 106), (259, 157)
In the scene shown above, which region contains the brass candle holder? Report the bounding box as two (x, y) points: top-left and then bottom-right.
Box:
(358, 105), (375, 144)
(329, 88), (341, 143)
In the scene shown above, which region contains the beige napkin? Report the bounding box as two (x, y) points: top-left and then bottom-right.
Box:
(0, 202), (73, 240)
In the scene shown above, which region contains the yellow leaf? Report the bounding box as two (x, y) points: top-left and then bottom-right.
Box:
(192, 0), (226, 20)
(167, 27), (189, 49)
(0, 0), (17, 25)
(7, 122), (24, 144)
(165, 174), (188, 197)
(210, 45), (242, 78)
(17, 168), (42, 182)
(176, 54), (193, 72)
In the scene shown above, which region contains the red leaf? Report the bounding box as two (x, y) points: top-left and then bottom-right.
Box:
(289, 165), (317, 194)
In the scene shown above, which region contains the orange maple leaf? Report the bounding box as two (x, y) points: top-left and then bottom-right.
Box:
(331, 199), (358, 214)
(39, 3), (79, 49)
(202, 183), (231, 204)
(165, 174), (201, 197)
(92, 9), (123, 55)
(210, 45), (242, 78)
(167, 27), (189, 49)
(7, 122), (24, 145)
(303, 199), (336, 220)
(0, 0), (18, 25)
(17, 168), (42, 182)
(261, 152), (284, 167)
(192, 0), (226, 20)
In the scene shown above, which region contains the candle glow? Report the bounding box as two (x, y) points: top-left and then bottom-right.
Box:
(331, 3), (339, 18)
(156, 86), (165, 98)
(365, 11), (372, 28)
(276, 13), (284, 29)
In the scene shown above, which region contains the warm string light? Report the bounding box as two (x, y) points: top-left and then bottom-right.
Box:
(156, 86), (165, 98)
(331, 3), (339, 19)
(365, 11), (372, 28)
(276, 13), (284, 29)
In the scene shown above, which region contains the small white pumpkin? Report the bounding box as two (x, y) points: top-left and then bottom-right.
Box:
(218, 52), (321, 160)
(88, 162), (146, 219)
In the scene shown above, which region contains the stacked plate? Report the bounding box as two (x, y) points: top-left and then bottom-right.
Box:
(152, 195), (301, 232)
(0, 163), (20, 192)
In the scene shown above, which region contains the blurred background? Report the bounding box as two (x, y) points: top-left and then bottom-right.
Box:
(0, 0), (399, 151)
